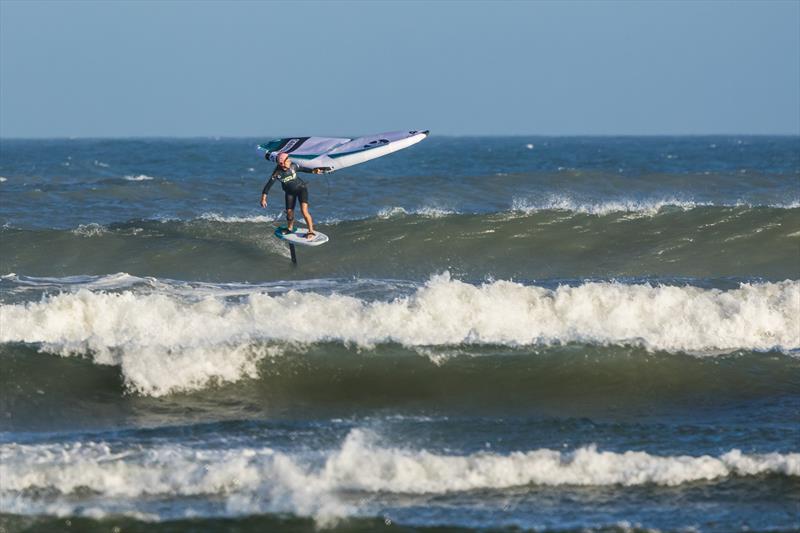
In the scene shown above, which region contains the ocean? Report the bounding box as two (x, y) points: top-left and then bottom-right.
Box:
(0, 136), (798, 532)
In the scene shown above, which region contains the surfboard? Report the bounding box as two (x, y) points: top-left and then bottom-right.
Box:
(257, 130), (429, 173)
(273, 226), (329, 247)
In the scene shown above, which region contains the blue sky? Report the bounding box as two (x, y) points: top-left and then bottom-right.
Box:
(1, 0), (798, 137)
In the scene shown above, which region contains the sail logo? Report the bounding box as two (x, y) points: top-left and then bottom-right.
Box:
(363, 139), (390, 149)
(281, 138), (301, 152)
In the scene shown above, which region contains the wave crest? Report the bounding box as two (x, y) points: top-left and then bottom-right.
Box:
(1, 274), (798, 396)
(510, 195), (800, 216)
(1, 429), (797, 524)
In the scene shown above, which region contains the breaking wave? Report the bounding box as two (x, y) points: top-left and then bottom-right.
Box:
(377, 206), (458, 219)
(510, 195), (800, 216)
(1, 429), (797, 524)
(198, 212), (278, 223)
(510, 196), (711, 216)
(1, 273), (797, 396)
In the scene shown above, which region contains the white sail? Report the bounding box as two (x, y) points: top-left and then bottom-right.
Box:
(257, 130), (429, 172)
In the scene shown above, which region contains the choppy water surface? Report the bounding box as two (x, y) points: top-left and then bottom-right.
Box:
(1, 136), (799, 532)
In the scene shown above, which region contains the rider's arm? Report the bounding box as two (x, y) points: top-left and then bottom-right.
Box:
(261, 175), (277, 201)
(293, 162), (330, 174)
(262, 176), (277, 196)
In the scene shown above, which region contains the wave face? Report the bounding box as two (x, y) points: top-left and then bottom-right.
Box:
(1, 274), (797, 397)
(2, 205), (799, 282)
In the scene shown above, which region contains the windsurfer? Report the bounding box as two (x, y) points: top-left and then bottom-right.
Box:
(260, 152), (323, 239)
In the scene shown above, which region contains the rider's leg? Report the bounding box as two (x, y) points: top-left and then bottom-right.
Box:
(285, 193), (297, 230)
(300, 202), (315, 236)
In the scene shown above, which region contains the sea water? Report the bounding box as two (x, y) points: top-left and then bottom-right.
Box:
(0, 136), (798, 532)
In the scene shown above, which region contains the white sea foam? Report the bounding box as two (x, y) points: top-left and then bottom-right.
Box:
(199, 212), (277, 223)
(123, 174), (155, 181)
(377, 206), (408, 218)
(71, 223), (108, 237)
(415, 206), (456, 218)
(1, 272), (144, 292)
(1, 274), (797, 396)
(511, 195), (710, 216)
(1, 429), (797, 523)
(0, 177), (7, 183)
(729, 198), (800, 209)
(1, 273), (407, 301)
(510, 195), (800, 216)
(377, 206), (457, 219)
(199, 212), (342, 226)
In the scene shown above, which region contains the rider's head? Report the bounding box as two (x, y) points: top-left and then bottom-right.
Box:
(277, 152), (290, 168)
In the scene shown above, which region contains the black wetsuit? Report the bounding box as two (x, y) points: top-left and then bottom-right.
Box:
(262, 162), (312, 210)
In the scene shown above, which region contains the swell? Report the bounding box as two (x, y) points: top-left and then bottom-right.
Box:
(1, 206), (799, 281)
(2, 342), (799, 429)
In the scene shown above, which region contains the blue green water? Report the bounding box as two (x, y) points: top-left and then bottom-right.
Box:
(1, 136), (798, 532)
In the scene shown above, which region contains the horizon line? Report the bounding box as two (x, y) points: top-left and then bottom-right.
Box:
(2, 133), (799, 142)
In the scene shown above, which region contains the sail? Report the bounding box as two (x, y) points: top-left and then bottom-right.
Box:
(257, 130), (429, 172)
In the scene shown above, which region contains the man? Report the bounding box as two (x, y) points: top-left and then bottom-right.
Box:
(260, 152), (323, 239)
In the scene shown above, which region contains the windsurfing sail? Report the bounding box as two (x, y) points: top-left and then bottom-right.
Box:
(257, 130), (429, 172)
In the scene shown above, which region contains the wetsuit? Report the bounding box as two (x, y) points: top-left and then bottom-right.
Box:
(262, 162), (312, 210)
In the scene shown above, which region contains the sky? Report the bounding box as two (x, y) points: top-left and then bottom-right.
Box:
(1, 0), (798, 137)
